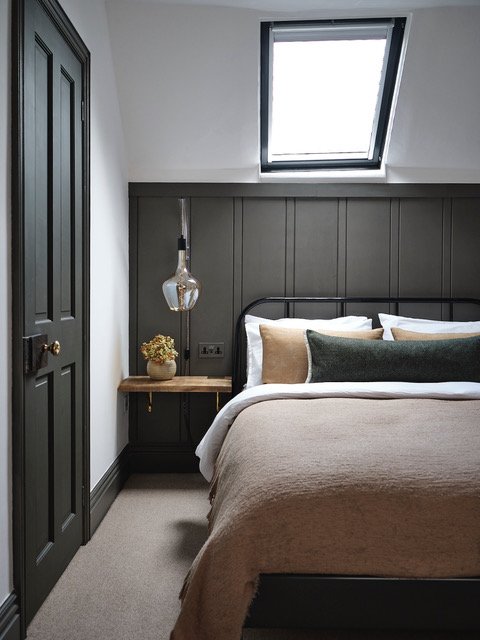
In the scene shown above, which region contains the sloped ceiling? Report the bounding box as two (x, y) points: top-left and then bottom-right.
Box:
(121, 0), (480, 10)
(106, 0), (480, 181)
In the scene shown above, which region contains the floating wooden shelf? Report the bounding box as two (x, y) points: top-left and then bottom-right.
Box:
(118, 375), (232, 394)
(119, 375), (232, 413)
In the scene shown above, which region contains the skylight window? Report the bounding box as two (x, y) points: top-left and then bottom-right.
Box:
(260, 18), (406, 172)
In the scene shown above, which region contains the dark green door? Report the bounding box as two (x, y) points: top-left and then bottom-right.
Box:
(22, 0), (87, 624)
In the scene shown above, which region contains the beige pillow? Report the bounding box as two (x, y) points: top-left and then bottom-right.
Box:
(260, 325), (384, 384)
(392, 327), (480, 341)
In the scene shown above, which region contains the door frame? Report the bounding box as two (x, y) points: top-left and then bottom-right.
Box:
(11, 0), (90, 635)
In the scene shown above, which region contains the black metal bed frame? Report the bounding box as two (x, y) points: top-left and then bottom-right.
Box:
(231, 296), (480, 632)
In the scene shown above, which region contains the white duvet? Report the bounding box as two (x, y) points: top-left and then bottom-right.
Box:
(196, 381), (480, 481)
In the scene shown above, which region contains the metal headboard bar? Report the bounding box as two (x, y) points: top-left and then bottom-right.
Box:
(232, 296), (480, 396)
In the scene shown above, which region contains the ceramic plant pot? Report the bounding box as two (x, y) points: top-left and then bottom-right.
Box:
(147, 359), (176, 380)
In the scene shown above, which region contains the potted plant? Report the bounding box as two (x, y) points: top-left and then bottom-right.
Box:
(140, 334), (178, 380)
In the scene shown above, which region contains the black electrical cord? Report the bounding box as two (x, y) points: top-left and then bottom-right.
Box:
(182, 320), (195, 449)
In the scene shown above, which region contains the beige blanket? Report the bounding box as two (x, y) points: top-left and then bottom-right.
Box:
(171, 398), (480, 640)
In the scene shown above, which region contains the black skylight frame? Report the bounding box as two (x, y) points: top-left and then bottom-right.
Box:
(260, 17), (406, 172)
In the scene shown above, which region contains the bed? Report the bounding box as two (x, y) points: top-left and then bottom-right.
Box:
(171, 297), (480, 640)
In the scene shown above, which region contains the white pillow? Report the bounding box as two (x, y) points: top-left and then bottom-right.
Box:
(379, 312), (480, 341)
(244, 314), (372, 388)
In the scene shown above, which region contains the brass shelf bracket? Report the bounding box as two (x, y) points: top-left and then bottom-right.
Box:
(147, 391), (153, 413)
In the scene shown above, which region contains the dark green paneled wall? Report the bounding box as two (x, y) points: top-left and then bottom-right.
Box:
(128, 184), (480, 469)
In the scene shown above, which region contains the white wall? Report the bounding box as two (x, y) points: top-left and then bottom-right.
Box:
(0, 0), (129, 608)
(107, 2), (261, 182)
(59, 0), (130, 489)
(0, 0), (12, 605)
(387, 6), (480, 182)
(106, 2), (480, 183)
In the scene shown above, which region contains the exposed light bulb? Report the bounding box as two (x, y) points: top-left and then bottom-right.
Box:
(162, 236), (201, 311)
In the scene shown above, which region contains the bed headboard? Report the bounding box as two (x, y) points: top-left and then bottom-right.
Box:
(232, 296), (480, 396)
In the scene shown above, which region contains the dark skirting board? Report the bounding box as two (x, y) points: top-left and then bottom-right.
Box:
(90, 445), (130, 536)
(0, 593), (21, 640)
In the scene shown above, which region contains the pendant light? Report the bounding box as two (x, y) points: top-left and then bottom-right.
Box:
(162, 198), (201, 312)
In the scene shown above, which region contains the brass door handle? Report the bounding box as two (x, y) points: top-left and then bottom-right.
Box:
(43, 340), (61, 356)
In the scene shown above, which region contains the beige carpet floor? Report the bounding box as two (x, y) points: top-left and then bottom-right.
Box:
(27, 474), (477, 640)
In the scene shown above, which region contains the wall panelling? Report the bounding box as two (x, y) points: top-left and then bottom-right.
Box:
(128, 183), (480, 470)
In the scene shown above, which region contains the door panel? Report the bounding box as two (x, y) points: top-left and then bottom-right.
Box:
(60, 69), (75, 317)
(31, 372), (54, 562)
(22, 0), (87, 624)
(58, 364), (75, 528)
(33, 38), (52, 322)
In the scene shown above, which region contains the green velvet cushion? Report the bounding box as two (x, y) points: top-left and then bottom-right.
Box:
(305, 330), (480, 383)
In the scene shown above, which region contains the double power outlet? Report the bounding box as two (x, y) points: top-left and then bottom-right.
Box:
(198, 342), (225, 358)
